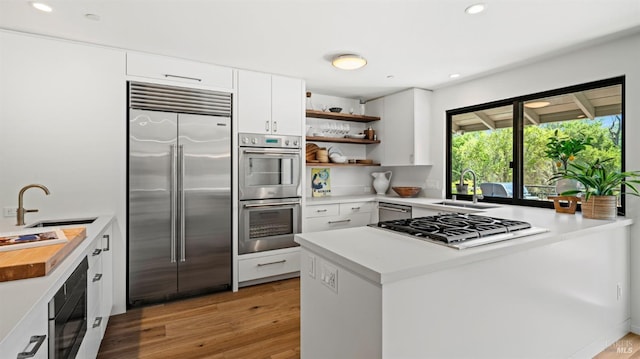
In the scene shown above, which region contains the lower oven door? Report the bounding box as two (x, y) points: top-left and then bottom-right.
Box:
(239, 198), (301, 254)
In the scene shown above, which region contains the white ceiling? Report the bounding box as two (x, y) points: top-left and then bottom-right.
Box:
(1, 0), (640, 100)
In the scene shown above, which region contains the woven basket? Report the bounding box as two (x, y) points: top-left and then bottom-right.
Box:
(581, 195), (617, 220)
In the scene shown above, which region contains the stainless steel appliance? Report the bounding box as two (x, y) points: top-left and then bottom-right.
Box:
(378, 202), (412, 222)
(239, 133), (301, 200)
(49, 257), (88, 359)
(373, 213), (547, 249)
(239, 197), (301, 254)
(238, 133), (302, 254)
(128, 82), (231, 305)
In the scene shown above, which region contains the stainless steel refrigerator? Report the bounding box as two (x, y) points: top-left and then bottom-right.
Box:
(128, 82), (231, 305)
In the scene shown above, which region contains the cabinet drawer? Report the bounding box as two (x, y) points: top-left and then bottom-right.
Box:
(306, 212), (373, 232)
(306, 204), (339, 218)
(127, 52), (233, 90)
(239, 251), (300, 282)
(0, 301), (47, 359)
(340, 201), (374, 214)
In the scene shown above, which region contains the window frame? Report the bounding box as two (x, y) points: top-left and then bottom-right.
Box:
(445, 76), (626, 214)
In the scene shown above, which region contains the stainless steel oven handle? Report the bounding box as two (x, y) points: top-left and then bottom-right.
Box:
(170, 144), (177, 263)
(241, 149), (301, 155)
(17, 335), (47, 359)
(243, 201), (300, 208)
(379, 206), (410, 213)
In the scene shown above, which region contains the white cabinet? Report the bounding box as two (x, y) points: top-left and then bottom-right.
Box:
(126, 52), (233, 90)
(366, 88), (432, 166)
(237, 70), (304, 136)
(78, 224), (113, 358)
(238, 248), (300, 283)
(305, 201), (375, 232)
(0, 302), (48, 359)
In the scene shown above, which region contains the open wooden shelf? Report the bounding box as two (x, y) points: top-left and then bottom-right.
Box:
(306, 161), (381, 167)
(306, 136), (380, 145)
(306, 110), (380, 122)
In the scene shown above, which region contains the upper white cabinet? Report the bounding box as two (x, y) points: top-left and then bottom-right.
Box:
(126, 52), (233, 90)
(366, 88), (432, 166)
(237, 70), (304, 136)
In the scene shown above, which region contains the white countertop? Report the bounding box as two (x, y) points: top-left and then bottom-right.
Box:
(0, 214), (114, 343)
(295, 202), (633, 285)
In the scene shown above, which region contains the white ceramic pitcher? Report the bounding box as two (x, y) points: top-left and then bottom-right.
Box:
(371, 171), (392, 195)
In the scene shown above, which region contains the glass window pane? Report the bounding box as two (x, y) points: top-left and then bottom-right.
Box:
(523, 84), (622, 203)
(451, 104), (513, 197)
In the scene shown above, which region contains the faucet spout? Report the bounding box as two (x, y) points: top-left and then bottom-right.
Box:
(17, 184), (50, 226)
(459, 169), (484, 203)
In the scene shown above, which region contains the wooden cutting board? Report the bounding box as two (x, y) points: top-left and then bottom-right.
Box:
(0, 227), (87, 282)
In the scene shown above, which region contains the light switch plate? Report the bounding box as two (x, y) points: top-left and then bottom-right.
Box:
(3, 207), (16, 217)
(307, 254), (316, 279)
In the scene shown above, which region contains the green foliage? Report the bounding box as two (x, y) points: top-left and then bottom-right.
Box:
(549, 158), (640, 201)
(544, 129), (592, 170)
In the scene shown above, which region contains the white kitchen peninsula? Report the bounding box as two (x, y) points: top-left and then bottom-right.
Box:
(295, 205), (632, 358)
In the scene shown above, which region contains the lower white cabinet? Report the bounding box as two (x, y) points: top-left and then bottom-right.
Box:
(1, 302), (48, 359)
(305, 201), (375, 232)
(238, 248), (300, 282)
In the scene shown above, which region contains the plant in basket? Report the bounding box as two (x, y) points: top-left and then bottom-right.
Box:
(549, 158), (640, 219)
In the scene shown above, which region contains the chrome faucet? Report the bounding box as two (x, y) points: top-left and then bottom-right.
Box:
(460, 169), (483, 203)
(17, 184), (50, 226)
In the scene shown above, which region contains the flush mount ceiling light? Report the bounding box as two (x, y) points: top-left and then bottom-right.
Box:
(331, 54), (367, 70)
(30, 2), (53, 12)
(524, 101), (551, 109)
(449, 73), (461, 79)
(84, 13), (101, 21)
(465, 3), (485, 14)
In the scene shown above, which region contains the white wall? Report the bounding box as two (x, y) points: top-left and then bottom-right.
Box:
(428, 31), (640, 333)
(0, 31), (127, 314)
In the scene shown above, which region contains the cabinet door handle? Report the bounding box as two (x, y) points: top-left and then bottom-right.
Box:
(328, 219), (351, 224)
(93, 273), (103, 282)
(273, 121), (278, 132)
(92, 248), (102, 256)
(163, 74), (202, 82)
(17, 335), (46, 359)
(103, 234), (110, 252)
(316, 209), (328, 213)
(351, 207), (361, 210)
(265, 121), (270, 132)
(257, 259), (286, 267)
(92, 317), (103, 328)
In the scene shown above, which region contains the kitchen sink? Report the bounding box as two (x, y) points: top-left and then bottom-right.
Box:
(434, 200), (499, 209)
(26, 218), (97, 228)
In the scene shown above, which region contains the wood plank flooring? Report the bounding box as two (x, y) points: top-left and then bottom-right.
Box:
(98, 278), (300, 359)
(99, 277), (638, 358)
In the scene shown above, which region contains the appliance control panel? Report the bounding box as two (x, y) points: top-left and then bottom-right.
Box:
(239, 133), (301, 148)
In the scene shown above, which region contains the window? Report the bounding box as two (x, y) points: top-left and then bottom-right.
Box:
(446, 77), (625, 213)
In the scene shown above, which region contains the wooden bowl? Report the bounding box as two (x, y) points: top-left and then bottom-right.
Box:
(392, 186), (422, 198)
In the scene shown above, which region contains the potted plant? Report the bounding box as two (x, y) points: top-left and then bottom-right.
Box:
(550, 158), (640, 219)
(545, 130), (592, 194)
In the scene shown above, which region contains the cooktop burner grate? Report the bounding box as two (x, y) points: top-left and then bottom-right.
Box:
(374, 213), (537, 246)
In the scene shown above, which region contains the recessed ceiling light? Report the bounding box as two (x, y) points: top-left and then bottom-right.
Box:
(331, 54), (367, 70)
(30, 2), (53, 12)
(465, 3), (485, 15)
(524, 101), (551, 109)
(449, 73), (460, 79)
(84, 13), (101, 21)
(386, 75), (394, 79)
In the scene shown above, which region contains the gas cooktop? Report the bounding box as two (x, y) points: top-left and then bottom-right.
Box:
(372, 213), (548, 249)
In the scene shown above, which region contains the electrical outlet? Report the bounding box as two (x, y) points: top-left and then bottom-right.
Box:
(320, 262), (338, 293)
(307, 254), (316, 279)
(617, 283), (622, 301)
(3, 207), (16, 217)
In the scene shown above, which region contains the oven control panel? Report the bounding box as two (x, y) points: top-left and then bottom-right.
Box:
(239, 133), (301, 148)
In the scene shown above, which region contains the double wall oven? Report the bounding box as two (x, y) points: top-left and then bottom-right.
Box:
(239, 133), (302, 254)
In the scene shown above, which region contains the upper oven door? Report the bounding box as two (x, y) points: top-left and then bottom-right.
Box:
(239, 147), (301, 200)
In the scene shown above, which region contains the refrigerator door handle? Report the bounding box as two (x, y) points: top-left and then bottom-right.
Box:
(179, 144), (186, 262)
(170, 144), (177, 263)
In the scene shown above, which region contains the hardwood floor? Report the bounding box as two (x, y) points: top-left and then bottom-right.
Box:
(98, 279), (300, 359)
(99, 277), (638, 358)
